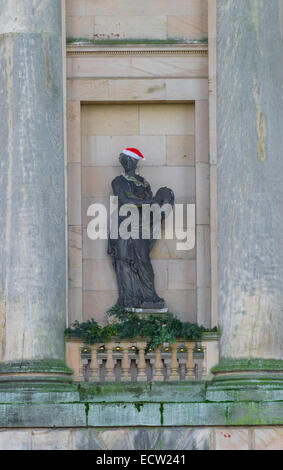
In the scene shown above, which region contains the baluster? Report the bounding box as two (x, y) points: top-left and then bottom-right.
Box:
(185, 343), (195, 379)
(105, 343), (115, 382)
(169, 343), (180, 381)
(89, 346), (99, 382)
(162, 343), (171, 381)
(137, 341), (147, 382)
(193, 343), (204, 381)
(121, 342), (131, 382)
(178, 343), (187, 381)
(81, 345), (91, 382)
(153, 346), (164, 381)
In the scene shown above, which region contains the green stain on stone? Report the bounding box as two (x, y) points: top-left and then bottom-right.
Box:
(134, 402), (144, 412)
(66, 37), (208, 45)
(160, 403), (164, 425)
(85, 402), (90, 425)
(212, 358), (283, 373)
(0, 359), (73, 374)
(147, 84), (166, 93)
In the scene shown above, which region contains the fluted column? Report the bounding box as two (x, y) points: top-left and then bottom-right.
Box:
(0, 0), (71, 383)
(214, 0), (283, 378)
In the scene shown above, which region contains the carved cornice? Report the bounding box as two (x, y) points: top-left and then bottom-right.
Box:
(67, 43), (208, 57)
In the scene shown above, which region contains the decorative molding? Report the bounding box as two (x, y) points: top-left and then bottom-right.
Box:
(67, 43), (208, 57)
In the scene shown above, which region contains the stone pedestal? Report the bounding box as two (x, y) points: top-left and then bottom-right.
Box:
(0, 0), (71, 384)
(126, 308), (168, 319)
(213, 0), (283, 383)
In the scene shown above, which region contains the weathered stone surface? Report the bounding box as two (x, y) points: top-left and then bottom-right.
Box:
(140, 104), (195, 136)
(167, 15), (208, 40)
(86, 0), (207, 17)
(160, 289), (197, 323)
(0, 404), (86, 427)
(66, 15), (94, 39)
(196, 163), (209, 225)
(68, 226), (82, 289)
(197, 287), (211, 328)
(83, 259), (117, 291)
(93, 15), (167, 40)
(168, 260), (196, 290)
(0, 429), (31, 450)
(82, 135), (166, 167)
(214, 428), (249, 450)
(67, 101), (81, 163)
(0, 1), (66, 367)
(0, 0), (61, 34)
(166, 79), (208, 101)
(150, 227), (196, 261)
(68, 287), (83, 324)
(163, 403), (227, 426)
(196, 225), (211, 288)
(83, 290), (118, 324)
(142, 167), (195, 200)
(151, 260), (168, 290)
(72, 428), (102, 450)
(0, 425), (283, 450)
(88, 403), (162, 427)
(68, 163), (82, 225)
(78, 382), (206, 403)
(82, 167), (120, 197)
(66, 0), (208, 40)
(207, 378), (283, 403)
(217, 0), (283, 360)
(254, 427), (283, 450)
(166, 135), (195, 167)
(31, 429), (72, 450)
(68, 56), (208, 79)
(67, 78), (207, 102)
(195, 100), (209, 163)
(226, 401), (283, 426)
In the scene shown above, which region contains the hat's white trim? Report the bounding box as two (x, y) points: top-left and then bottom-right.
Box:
(122, 149), (145, 161)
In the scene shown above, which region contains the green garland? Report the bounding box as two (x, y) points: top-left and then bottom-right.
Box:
(65, 305), (218, 350)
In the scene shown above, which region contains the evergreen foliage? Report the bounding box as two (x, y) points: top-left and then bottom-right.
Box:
(65, 305), (218, 350)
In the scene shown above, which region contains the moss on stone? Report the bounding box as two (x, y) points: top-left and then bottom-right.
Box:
(160, 403), (164, 425)
(134, 402), (144, 412)
(212, 358), (283, 373)
(0, 359), (73, 375)
(66, 37), (208, 45)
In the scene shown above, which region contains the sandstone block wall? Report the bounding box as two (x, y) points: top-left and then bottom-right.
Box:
(66, 0), (208, 41)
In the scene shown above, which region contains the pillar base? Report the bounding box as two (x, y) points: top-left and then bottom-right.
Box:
(0, 359), (73, 386)
(211, 358), (283, 376)
(207, 359), (283, 402)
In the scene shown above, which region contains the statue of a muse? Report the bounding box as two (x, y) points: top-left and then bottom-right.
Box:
(108, 148), (174, 309)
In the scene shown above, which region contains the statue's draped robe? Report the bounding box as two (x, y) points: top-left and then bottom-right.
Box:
(108, 174), (160, 308)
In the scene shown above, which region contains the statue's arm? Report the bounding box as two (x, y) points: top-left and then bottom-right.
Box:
(112, 178), (155, 206)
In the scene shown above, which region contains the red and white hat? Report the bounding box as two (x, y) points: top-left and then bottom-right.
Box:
(122, 148), (145, 161)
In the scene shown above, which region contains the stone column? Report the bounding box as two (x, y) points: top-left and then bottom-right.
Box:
(0, 0), (71, 383)
(214, 0), (283, 378)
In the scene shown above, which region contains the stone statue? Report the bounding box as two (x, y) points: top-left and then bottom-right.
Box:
(108, 148), (174, 309)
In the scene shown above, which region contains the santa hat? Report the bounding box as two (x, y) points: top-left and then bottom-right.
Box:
(122, 148), (145, 161)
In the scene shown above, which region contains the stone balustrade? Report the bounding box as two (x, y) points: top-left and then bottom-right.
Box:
(66, 336), (219, 383)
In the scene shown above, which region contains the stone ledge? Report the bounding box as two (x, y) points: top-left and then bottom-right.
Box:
(0, 359), (73, 375)
(0, 400), (282, 428)
(212, 359), (283, 374)
(0, 382), (282, 427)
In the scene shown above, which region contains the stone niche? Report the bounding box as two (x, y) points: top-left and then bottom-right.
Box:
(66, 1), (210, 328)
(81, 102), (197, 324)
